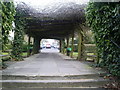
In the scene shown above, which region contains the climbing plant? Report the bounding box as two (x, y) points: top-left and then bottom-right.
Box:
(86, 2), (120, 76)
(11, 8), (26, 61)
(0, 1), (2, 53)
(1, 1), (15, 51)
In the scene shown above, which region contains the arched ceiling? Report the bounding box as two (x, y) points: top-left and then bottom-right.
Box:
(15, 1), (87, 39)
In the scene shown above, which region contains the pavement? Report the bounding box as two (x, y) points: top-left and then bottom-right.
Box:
(2, 48), (106, 76)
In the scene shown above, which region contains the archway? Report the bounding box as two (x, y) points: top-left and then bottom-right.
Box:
(14, 1), (86, 60)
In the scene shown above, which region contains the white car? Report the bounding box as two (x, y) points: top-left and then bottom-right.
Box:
(46, 44), (51, 48)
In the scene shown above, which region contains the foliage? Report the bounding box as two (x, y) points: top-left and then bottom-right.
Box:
(0, 2), (2, 53)
(84, 30), (95, 44)
(1, 1), (15, 50)
(11, 15), (25, 61)
(22, 52), (27, 57)
(22, 44), (28, 52)
(74, 45), (78, 52)
(11, 4), (27, 61)
(86, 2), (120, 76)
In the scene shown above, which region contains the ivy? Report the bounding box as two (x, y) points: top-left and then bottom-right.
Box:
(11, 8), (26, 61)
(0, 1), (26, 61)
(86, 2), (120, 76)
(1, 1), (15, 50)
(0, 2), (2, 53)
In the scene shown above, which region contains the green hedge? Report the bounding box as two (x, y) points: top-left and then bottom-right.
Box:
(22, 44), (28, 52)
(86, 2), (120, 76)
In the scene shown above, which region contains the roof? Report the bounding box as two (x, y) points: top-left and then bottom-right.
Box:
(16, 2), (86, 39)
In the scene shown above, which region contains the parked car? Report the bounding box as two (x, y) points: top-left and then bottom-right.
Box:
(46, 44), (51, 49)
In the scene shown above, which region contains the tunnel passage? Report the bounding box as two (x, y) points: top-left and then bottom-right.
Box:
(16, 1), (86, 54)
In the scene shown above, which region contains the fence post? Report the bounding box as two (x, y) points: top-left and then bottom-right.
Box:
(78, 31), (82, 60)
(60, 39), (62, 53)
(27, 36), (31, 56)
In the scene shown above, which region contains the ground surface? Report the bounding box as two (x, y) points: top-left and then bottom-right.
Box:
(2, 48), (116, 89)
(2, 48), (106, 76)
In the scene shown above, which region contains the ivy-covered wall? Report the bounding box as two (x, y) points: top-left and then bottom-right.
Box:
(86, 2), (120, 76)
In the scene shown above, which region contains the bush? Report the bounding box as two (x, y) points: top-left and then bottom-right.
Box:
(22, 44), (28, 52)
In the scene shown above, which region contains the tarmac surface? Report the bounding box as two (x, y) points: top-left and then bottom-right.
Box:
(2, 48), (106, 76)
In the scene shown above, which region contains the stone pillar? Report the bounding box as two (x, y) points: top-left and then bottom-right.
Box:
(33, 37), (41, 54)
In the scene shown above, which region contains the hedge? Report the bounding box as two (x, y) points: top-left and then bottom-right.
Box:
(86, 2), (120, 76)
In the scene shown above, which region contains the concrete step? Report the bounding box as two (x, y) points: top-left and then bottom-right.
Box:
(2, 87), (107, 90)
(1, 79), (111, 88)
(2, 73), (107, 80)
(1, 73), (112, 89)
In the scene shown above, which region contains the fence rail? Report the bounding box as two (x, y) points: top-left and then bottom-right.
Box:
(0, 55), (9, 57)
(84, 44), (97, 62)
